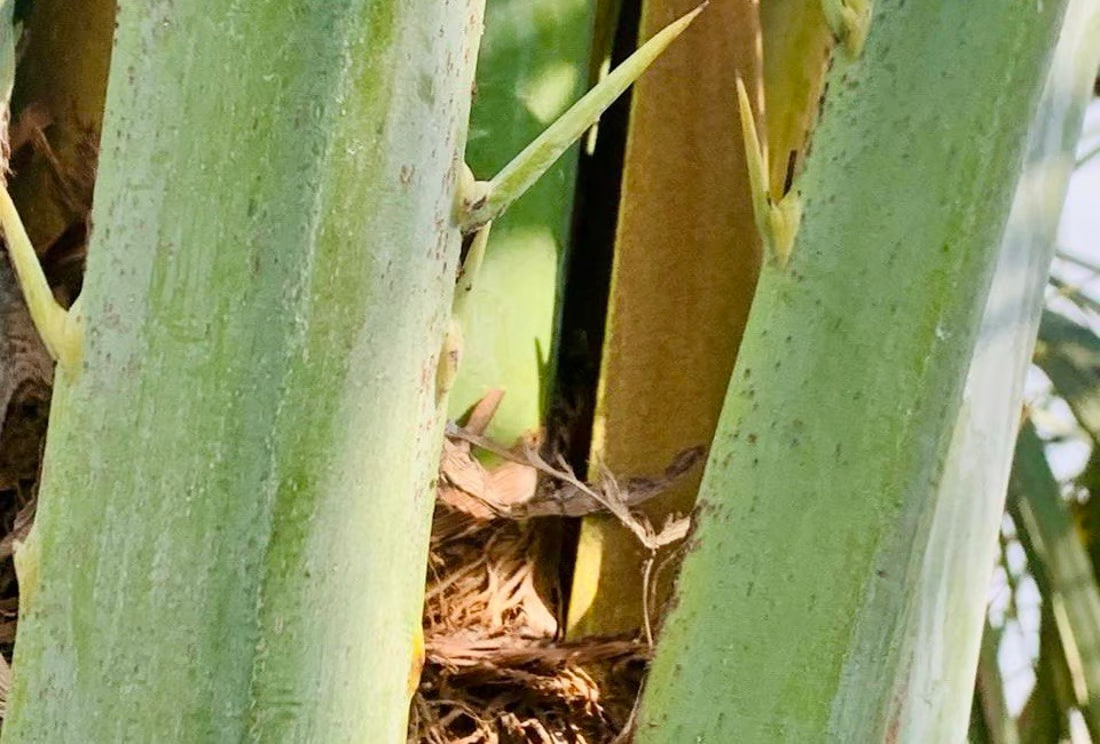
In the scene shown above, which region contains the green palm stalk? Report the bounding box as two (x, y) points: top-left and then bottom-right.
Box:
(636, 1), (1073, 740)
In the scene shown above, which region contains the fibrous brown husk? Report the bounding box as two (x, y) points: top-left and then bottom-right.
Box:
(412, 392), (701, 743)
(413, 496), (648, 744)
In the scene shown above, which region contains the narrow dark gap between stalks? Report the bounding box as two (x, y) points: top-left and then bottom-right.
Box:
(547, 0), (642, 629)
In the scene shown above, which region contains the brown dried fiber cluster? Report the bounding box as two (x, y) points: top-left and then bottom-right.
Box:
(412, 496), (647, 743)
(411, 392), (700, 743)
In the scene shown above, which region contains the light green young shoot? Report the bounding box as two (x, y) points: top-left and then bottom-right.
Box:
(460, 3), (706, 232)
(736, 76), (803, 268)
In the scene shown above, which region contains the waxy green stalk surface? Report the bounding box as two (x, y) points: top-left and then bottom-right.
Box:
(2, 1), (482, 740)
(637, 0), (1072, 740)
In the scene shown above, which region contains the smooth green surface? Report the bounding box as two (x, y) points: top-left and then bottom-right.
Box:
(1010, 422), (1100, 738)
(2, 1), (481, 741)
(635, 1), (1070, 741)
(887, 3), (1100, 739)
(450, 0), (594, 441)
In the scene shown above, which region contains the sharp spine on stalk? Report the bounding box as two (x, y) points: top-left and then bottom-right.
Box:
(458, 3), (707, 233)
(736, 77), (802, 269)
(821, 0), (873, 57)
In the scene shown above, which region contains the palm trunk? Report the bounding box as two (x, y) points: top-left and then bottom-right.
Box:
(636, 1), (1071, 740)
(892, 3), (1100, 737)
(2, 0), (481, 740)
